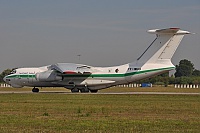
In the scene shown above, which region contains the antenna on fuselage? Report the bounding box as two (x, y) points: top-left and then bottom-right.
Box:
(77, 54), (81, 63)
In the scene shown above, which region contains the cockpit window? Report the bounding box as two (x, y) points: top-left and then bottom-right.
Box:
(10, 69), (17, 74)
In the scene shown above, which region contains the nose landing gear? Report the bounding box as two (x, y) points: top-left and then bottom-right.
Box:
(32, 87), (39, 93)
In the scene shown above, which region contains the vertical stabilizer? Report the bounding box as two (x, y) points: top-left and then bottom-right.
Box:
(137, 28), (191, 65)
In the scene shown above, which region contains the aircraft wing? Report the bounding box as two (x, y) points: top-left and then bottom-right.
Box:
(49, 63), (92, 74)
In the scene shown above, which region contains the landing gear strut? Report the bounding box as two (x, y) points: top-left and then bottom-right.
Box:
(32, 87), (39, 93)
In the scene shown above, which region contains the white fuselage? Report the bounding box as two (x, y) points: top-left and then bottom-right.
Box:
(3, 28), (191, 92)
(4, 62), (174, 90)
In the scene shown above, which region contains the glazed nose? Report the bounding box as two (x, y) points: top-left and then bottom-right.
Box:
(3, 76), (9, 83)
(3, 77), (6, 82)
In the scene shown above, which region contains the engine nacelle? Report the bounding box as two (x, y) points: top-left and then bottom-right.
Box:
(36, 70), (62, 82)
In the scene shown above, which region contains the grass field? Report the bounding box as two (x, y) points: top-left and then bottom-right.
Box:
(0, 87), (200, 132)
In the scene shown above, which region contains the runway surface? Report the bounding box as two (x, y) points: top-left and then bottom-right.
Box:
(0, 91), (199, 95)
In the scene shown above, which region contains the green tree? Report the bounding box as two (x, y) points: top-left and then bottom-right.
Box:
(192, 69), (200, 76)
(175, 59), (194, 77)
(0, 69), (12, 83)
(191, 77), (200, 84)
(175, 77), (189, 84)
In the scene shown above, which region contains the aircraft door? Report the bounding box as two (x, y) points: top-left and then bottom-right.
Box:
(28, 73), (34, 83)
(15, 75), (24, 86)
(15, 75), (21, 82)
(125, 67), (142, 82)
(18, 73), (34, 86)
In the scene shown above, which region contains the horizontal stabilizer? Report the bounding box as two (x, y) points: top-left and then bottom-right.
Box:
(137, 28), (191, 64)
(148, 28), (191, 35)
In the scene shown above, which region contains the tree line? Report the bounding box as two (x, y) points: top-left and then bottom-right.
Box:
(0, 69), (12, 83)
(137, 59), (200, 86)
(1, 59), (200, 85)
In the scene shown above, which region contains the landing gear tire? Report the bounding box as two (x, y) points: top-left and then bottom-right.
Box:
(90, 90), (98, 93)
(32, 87), (39, 93)
(71, 88), (79, 93)
(80, 88), (89, 93)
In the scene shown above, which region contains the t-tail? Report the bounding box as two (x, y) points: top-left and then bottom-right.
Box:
(136, 28), (191, 67)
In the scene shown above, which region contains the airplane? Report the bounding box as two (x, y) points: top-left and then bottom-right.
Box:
(3, 28), (191, 93)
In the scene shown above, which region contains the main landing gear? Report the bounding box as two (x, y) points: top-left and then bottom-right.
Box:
(71, 88), (79, 93)
(90, 90), (98, 93)
(32, 87), (39, 93)
(71, 88), (98, 93)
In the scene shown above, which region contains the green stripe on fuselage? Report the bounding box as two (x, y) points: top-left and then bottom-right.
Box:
(6, 67), (174, 79)
(63, 67), (175, 78)
(6, 74), (36, 78)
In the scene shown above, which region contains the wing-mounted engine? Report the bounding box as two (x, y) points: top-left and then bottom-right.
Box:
(35, 70), (62, 82)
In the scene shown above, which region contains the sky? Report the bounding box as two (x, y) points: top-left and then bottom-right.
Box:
(0, 0), (200, 72)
